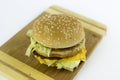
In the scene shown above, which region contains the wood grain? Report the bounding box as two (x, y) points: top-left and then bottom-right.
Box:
(0, 5), (106, 80)
(0, 50), (54, 80)
(46, 6), (106, 36)
(50, 5), (107, 31)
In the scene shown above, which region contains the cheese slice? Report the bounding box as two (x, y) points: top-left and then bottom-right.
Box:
(35, 47), (86, 65)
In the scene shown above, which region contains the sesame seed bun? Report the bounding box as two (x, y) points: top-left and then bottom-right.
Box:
(32, 14), (85, 48)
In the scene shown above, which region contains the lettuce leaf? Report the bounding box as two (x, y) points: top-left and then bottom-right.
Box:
(26, 29), (32, 37)
(35, 54), (81, 71)
(25, 38), (36, 56)
(56, 60), (81, 71)
(25, 30), (51, 57)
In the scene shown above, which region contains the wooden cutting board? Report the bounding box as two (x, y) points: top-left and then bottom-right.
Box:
(0, 5), (106, 80)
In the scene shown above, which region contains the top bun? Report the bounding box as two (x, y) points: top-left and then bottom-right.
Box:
(32, 14), (85, 48)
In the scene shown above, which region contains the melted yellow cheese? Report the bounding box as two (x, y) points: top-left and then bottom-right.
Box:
(35, 47), (87, 65)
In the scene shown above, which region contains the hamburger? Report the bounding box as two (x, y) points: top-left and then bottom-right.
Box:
(25, 14), (87, 71)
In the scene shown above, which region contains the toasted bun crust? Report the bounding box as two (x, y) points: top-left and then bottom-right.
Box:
(32, 14), (85, 48)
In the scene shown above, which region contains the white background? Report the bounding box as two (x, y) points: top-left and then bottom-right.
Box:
(0, 0), (120, 80)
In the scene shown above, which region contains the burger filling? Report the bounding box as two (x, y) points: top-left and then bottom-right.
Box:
(25, 30), (86, 71)
(25, 30), (85, 57)
(34, 47), (86, 71)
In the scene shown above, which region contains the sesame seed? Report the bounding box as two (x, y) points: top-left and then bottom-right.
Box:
(38, 31), (42, 33)
(58, 38), (60, 40)
(50, 33), (53, 36)
(51, 26), (54, 28)
(60, 31), (63, 32)
(57, 27), (59, 29)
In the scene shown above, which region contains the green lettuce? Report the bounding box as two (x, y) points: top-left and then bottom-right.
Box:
(25, 30), (51, 57)
(56, 60), (81, 71)
(25, 30), (81, 71)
